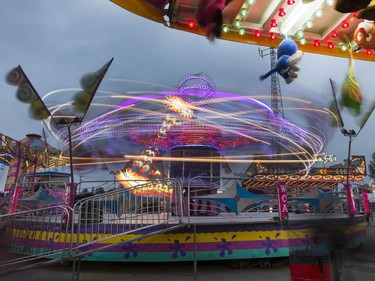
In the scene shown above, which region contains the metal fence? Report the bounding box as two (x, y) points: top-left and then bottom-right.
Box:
(0, 205), (72, 275)
(71, 178), (184, 257)
(0, 175), (358, 277)
(0, 178), (184, 275)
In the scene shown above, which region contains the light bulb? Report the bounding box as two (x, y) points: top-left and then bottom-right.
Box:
(315, 9), (324, 18)
(240, 8), (248, 18)
(305, 20), (313, 29)
(234, 19), (241, 29)
(296, 30), (304, 39)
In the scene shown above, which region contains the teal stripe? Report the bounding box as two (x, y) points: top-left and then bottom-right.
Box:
(79, 248), (292, 262)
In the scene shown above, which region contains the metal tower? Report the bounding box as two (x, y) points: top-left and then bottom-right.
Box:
(258, 47), (285, 159)
(258, 47), (284, 117)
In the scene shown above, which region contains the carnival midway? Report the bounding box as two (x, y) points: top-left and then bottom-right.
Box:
(2, 1), (375, 281)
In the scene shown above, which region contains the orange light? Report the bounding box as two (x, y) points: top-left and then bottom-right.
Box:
(255, 30), (262, 38)
(313, 40), (320, 47)
(278, 8), (286, 17)
(270, 33), (277, 40)
(327, 42), (334, 49)
(271, 19), (277, 28)
(188, 19), (195, 28)
(341, 21), (349, 28)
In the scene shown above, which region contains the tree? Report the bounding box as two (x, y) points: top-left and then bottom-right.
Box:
(368, 152), (375, 179)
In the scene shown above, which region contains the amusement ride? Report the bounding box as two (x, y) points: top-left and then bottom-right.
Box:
(1, 1), (374, 280)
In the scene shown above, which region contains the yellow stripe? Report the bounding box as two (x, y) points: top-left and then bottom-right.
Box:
(111, 0), (165, 24)
(10, 221), (366, 244)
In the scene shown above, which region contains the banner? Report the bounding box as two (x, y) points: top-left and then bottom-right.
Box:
(73, 58), (114, 114)
(277, 181), (288, 218)
(6, 65), (53, 120)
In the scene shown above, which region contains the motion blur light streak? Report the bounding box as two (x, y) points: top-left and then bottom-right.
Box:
(40, 73), (333, 179)
(123, 155), (324, 164)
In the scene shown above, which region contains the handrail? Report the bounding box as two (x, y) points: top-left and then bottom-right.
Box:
(18, 180), (67, 193)
(1, 178), (185, 275)
(0, 205), (72, 274)
(186, 176), (350, 225)
(0, 192), (12, 211)
(71, 178), (184, 256)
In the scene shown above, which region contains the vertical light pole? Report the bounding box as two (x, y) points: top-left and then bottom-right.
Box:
(67, 125), (75, 203)
(341, 128), (358, 216)
(55, 116), (83, 208)
(6, 58), (113, 216)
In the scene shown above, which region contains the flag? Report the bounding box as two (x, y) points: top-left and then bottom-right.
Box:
(329, 78), (345, 128)
(73, 58), (114, 114)
(358, 102), (375, 129)
(6, 66), (53, 120)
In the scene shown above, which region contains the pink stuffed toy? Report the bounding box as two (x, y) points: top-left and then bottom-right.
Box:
(196, 0), (226, 40)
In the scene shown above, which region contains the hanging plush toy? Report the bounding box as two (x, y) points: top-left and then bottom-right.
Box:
(335, 0), (375, 20)
(259, 37), (303, 84)
(341, 42), (363, 116)
(195, 0), (244, 41)
(352, 20), (375, 52)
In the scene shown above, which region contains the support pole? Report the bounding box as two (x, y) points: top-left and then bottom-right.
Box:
(341, 129), (357, 216)
(68, 126), (74, 189)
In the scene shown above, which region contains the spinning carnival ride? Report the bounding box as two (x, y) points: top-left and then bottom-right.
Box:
(0, 0), (372, 271)
(1, 71), (368, 267)
(112, 0), (375, 61)
(45, 73), (332, 186)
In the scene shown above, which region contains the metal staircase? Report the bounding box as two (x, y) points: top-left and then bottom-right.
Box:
(0, 179), (184, 279)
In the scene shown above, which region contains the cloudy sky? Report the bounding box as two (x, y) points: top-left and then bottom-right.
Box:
(1, 0), (375, 178)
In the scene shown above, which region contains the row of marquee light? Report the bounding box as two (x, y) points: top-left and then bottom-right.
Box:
(187, 0), (374, 55)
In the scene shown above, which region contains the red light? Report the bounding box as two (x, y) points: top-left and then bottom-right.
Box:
(353, 12), (358, 17)
(287, 0), (295, 5)
(271, 19), (277, 28)
(313, 40), (320, 47)
(331, 31), (338, 38)
(255, 30), (262, 38)
(342, 21), (349, 28)
(188, 19), (195, 29)
(366, 49), (373, 55)
(270, 33), (277, 40)
(327, 42), (334, 49)
(278, 8), (286, 17)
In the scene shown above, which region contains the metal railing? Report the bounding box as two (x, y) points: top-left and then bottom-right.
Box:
(0, 178), (184, 276)
(71, 178), (183, 257)
(16, 180), (68, 198)
(185, 176), (350, 225)
(0, 175), (357, 277)
(0, 205), (72, 275)
(0, 192), (12, 216)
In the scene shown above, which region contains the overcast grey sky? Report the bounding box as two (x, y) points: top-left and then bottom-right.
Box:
(1, 0), (374, 175)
